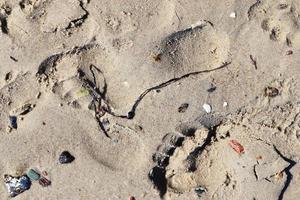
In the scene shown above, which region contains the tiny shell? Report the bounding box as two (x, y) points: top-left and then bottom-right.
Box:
(202, 103), (212, 113)
(229, 140), (244, 154)
(223, 102), (228, 107)
(230, 12), (236, 18)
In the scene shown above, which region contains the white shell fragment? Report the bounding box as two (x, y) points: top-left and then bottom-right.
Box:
(203, 103), (212, 113)
(223, 102), (228, 107)
(230, 12), (236, 18)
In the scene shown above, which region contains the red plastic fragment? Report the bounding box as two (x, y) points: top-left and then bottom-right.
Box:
(229, 140), (244, 154)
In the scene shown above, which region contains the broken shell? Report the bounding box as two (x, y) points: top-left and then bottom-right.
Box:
(202, 103), (212, 113)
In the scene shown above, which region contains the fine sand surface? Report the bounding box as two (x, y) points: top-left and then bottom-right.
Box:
(0, 0), (300, 199)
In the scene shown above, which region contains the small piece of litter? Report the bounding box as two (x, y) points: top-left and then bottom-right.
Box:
(202, 103), (212, 113)
(59, 151), (75, 164)
(229, 140), (244, 154)
(223, 102), (228, 107)
(26, 169), (40, 181)
(38, 177), (51, 187)
(4, 174), (31, 197)
(9, 116), (17, 129)
(230, 12), (236, 18)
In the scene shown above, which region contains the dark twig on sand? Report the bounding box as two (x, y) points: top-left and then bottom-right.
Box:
(273, 145), (296, 200)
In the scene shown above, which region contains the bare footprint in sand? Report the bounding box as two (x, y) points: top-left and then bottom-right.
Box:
(36, 44), (111, 111)
(160, 21), (230, 76)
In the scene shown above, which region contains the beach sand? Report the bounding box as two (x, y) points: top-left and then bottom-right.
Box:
(0, 0), (299, 199)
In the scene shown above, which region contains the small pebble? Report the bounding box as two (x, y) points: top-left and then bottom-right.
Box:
(202, 103), (212, 113)
(59, 151), (75, 164)
(223, 102), (228, 107)
(264, 86), (279, 97)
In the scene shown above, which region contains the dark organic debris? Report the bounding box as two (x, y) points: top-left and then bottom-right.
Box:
(273, 146), (296, 200)
(4, 175), (31, 197)
(264, 86), (279, 97)
(278, 4), (288, 9)
(10, 56), (18, 62)
(59, 151), (75, 164)
(5, 72), (12, 81)
(65, 0), (89, 31)
(178, 103), (189, 113)
(250, 55), (258, 70)
(0, 15), (9, 34)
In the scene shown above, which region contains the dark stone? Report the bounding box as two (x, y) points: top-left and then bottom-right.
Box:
(59, 151), (75, 164)
(9, 116), (17, 129)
